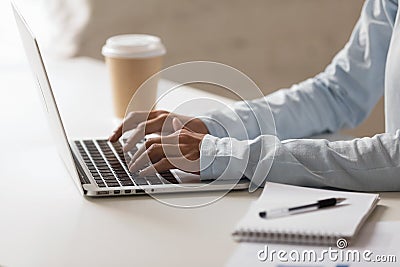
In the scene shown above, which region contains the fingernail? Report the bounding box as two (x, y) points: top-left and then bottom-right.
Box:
(128, 159), (134, 167)
(130, 151), (140, 163)
(138, 166), (153, 177)
(129, 163), (140, 174)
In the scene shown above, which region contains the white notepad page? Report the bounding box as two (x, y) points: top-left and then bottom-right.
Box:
(233, 182), (379, 244)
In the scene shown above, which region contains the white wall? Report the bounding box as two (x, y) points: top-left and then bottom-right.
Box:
(6, 0), (381, 137)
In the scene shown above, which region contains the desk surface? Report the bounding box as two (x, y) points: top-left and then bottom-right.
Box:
(0, 57), (399, 267)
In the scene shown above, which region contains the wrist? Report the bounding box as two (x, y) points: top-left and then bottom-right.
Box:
(198, 117), (229, 138)
(199, 134), (218, 180)
(199, 135), (248, 181)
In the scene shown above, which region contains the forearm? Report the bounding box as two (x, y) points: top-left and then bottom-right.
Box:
(200, 131), (400, 192)
(201, 0), (395, 141)
(200, 83), (336, 141)
(200, 76), (377, 141)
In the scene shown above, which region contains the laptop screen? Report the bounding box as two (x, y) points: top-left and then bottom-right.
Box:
(12, 3), (83, 194)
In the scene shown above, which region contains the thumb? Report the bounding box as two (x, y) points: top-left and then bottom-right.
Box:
(172, 117), (185, 132)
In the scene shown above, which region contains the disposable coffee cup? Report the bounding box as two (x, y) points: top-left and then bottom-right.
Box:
(102, 34), (166, 118)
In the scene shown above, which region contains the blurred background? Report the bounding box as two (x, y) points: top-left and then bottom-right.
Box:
(2, 0), (381, 137)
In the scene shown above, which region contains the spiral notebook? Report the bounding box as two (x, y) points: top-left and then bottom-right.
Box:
(232, 182), (379, 246)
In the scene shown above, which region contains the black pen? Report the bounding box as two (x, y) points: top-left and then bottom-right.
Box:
(259, 197), (346, 219)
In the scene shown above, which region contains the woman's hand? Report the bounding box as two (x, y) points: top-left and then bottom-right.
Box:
(129, 125), (206, 176)
(109, 110), (209, 175)
(109, 110), (209, 152)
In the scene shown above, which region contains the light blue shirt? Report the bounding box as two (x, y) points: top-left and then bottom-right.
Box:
(199, 0), (400, 191)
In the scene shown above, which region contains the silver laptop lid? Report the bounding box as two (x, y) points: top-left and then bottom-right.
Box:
(12, 3), (84, 194)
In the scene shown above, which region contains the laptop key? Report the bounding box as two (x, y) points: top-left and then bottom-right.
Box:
(82, 139), (143, 189)
(133, 177), (148, 186)
(106, 182), (120, 187)
(159, 171), (179, 184)
(102, 174), (116, 179)
(118, 178), (132, 183)
(103, 177), (117, 182)
(162, 177), (179, 184)
(146, 176), (163, 185)
(97, 182), (106, 188)
(120, 180), (134, 186)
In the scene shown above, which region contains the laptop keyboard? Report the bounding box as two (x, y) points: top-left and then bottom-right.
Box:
(74, 139), (179, 188)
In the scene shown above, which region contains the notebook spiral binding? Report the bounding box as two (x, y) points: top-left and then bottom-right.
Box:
(232, 228), (344, 246)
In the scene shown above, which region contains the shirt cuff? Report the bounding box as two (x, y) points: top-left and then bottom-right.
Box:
(199, 134), (218, 180)
(199, 134), (248, 181)
(198, 117), (229, 138)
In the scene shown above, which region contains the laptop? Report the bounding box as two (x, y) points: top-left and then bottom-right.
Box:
(12, 3), (249, 197)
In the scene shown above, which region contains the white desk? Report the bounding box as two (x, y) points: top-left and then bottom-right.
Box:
(0, 57), (399, 267)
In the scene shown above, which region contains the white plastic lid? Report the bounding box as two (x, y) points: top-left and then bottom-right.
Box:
(102, 34), (166, 58)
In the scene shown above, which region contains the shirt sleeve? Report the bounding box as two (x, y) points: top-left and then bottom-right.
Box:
(200, 131), (400, 192)
(200, 0), (397, 141)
